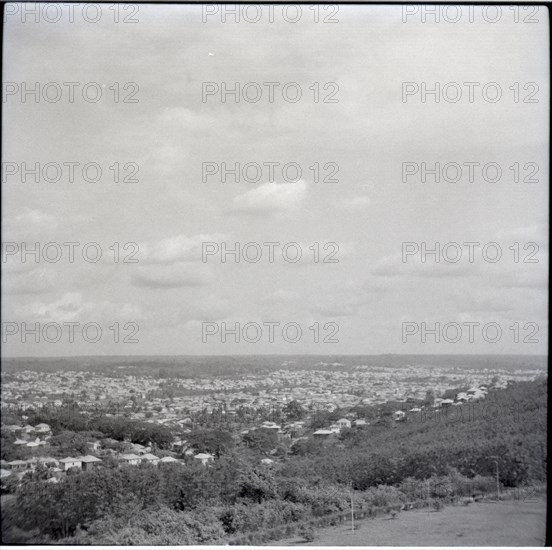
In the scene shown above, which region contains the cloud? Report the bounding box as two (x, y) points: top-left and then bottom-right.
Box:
(131, 262), (214, 289)
(309, 298), (363, 317)
(371, 252), (476, 278)
(263, 289), (300, 303)
(14, 208), (58, 227)
(2, 208), (59, 242)
(230, 180), (308, 215)
(342, 195), (370, 210)
(1, 267), (57, 295)
(140, 233), (229, 264)
(11, 292), (144, 324)
(147, 295), (232, 328)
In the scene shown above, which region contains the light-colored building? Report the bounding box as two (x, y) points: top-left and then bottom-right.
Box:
(59, 457), (82, 471)
(336, 418), (352, 429)
(194, 453), (214, 466)
(119, 454), (141, 466)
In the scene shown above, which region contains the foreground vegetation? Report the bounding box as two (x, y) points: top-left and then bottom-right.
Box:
(1, 379), (547, 544)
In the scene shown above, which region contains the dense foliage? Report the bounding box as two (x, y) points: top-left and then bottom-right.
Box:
(1, 379), (546, 544)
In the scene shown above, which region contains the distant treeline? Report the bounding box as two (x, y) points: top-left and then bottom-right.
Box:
(2, 354), (547, 378)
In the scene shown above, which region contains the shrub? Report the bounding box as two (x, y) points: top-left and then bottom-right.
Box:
(299, 525), (315, 542)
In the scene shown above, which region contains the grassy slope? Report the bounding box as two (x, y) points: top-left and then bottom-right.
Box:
(275, 497), (547, 546)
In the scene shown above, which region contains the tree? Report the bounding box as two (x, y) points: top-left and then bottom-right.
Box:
(237, 467), (277, 503)
(49, 431), (89, 457)
(284, 400), (305, 421)
(187, 429), (234, 457)
(242, 429), (278, 454)
(424, 389), (435, 407)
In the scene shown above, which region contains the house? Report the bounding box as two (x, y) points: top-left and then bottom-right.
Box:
(119, 454), (141, 466)
(261, 422), (281, 431)
(87, 440), (101, 452)
(7, 460), (27, 471)
(394, 410), (406, 422)
(172, 437), (184, 450)
(141, 453), (159, 465)
(59, 457), (82, 471)
(14, 439), (27, 446)
(336, 418), (352, 430)
(194, 453), (214, 466)
(440, 399), (454, 408)
(260, 458), (274, 466)
(159, 456), (179, 464)
(79, 456), (102, 471)
(313, 429), (332, 438)
(34, 423), (51, 434)
(354, 419), (368, 426)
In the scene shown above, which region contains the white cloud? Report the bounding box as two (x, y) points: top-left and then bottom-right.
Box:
(12, 292), (143, 324)
(131, 262), (214, 289)
(141, 233), (229, 264)
(1, 267), (56, 295)
(342, 195), (370, 210)
(230, 180), (308, 215)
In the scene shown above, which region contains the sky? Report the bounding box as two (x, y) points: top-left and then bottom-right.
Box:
(1, 4), (549, 356)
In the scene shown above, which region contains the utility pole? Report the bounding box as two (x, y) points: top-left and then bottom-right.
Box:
(489, 455), (500, 500)
(427, 479), (431, 513)
(350, 481), (355, 531)
(495, 460), (500, 500)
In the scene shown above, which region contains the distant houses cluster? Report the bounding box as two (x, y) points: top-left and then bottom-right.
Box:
(0, 424), (216, 483)
(0, 382), (494, 485)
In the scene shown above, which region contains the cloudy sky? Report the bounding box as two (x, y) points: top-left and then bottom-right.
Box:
(2, 4), (549, 356)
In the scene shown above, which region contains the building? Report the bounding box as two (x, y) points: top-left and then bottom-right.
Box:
(336, 418), (352, 429)
(194, 453), (214, 466)
(159, 456), (179, 464)
(59, 457), (82, 471)
(6, 460), (27, 471)
(394, 410), (406, 422)
(87, 440), (101, 452)
(80, 455), (102, 471)
(34, 423), (51, 434)
(119, 454), (141, 466)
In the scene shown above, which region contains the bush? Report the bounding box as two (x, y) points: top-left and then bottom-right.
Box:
(299, 525), (315, 542)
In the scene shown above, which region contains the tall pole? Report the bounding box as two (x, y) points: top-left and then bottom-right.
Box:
(427, 479), (431, 513)
(350, 481), (354, 531)
(489, 456), (500, 501)
(495, 460), (500, 500)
